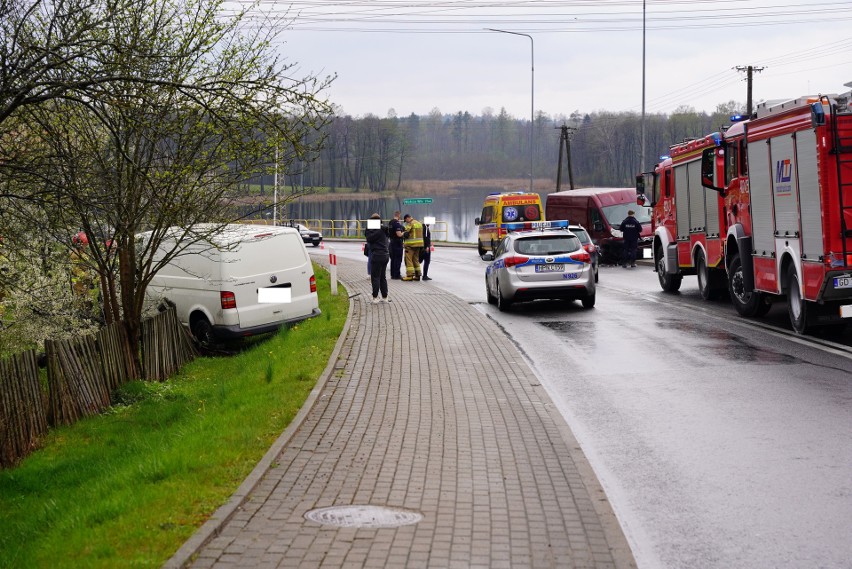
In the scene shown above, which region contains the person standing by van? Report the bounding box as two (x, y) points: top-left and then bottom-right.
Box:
(388, 211), (405, 279)
(619, 210), (642, 268)
(365, 213), (391, 303)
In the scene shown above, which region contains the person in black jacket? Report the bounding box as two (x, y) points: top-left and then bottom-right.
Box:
(365, 213), (391, 303)
(388, 210), (405, 279)
(619, 210), (642, 268)
(420, 222), (432, 280)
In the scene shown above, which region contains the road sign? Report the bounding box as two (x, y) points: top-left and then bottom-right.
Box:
(403, 198), (433, 205)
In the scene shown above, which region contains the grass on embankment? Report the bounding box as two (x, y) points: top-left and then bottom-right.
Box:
(0, 264), (349, 569)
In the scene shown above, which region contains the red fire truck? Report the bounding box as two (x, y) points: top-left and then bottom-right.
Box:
(638, 88), (852, 333)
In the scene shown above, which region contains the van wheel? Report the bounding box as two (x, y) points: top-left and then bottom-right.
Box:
(656, 244), (682, 292)
(478, 241), (487, 256)
(190, 315), (216, 348)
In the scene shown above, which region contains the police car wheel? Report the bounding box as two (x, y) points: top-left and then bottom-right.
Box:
(496, 280), (512, 311)
(581, 292), (596, 309)
(486, 276), (497, 305)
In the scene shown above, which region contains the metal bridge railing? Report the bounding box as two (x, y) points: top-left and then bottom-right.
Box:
(289, 219), (449, 242)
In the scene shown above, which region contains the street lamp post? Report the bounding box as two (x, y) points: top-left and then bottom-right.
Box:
(487, 28), (534, 193)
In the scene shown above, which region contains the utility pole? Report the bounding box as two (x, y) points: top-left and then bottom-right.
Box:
(735, 65), (765, 117)
(555, 124), (577, 191)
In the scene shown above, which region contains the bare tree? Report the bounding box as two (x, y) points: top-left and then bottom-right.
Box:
(1, 0), (333, 370)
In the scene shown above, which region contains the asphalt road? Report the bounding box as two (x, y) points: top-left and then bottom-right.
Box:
(313, 241), (852, 569)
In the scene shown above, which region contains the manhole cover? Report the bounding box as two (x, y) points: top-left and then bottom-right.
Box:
(304, 505), (423, 528)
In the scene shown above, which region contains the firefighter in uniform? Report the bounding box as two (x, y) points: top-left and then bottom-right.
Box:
(401, 214), (424, 281)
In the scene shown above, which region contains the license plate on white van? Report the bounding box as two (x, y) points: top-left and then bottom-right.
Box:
(258, 288), (291, 303)
(833, 276), (852, 289)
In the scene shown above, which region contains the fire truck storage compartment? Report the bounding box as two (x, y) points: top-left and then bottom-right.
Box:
(673, 158), (719, 242)
(746, 129), (823, 261)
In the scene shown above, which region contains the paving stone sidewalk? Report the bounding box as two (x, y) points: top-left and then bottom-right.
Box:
(166, 257), (637, 569)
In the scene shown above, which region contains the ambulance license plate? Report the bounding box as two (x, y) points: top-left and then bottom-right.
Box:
(536, 263), (564, 273)
(833, 276), (852, 289)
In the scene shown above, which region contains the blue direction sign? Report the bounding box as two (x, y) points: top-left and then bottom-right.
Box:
(402, 198), (433, 205)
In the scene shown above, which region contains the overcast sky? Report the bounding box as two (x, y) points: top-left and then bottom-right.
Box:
(242, 0), (852, 119)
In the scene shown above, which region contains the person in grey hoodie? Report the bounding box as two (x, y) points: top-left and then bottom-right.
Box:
(365, 213), (391, 303)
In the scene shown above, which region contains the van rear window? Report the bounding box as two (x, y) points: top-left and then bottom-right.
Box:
(502, 204), (541, 223)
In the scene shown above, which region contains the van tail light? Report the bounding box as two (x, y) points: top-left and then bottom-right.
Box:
(220, 291), (237, 310)
(310, 275), (317, 293)
(504, 255), (530, 267)
(570, 251), (591, 264)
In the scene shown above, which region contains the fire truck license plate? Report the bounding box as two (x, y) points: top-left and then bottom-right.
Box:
(536, 264), (564, 273)
(833, 277), (852, 289)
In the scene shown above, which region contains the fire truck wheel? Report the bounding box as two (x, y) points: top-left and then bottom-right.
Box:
(728, 254), (765, 317)
(656, 245), (682, 292)
(786, 264), (812, 334)
(697, 252), (717, 300)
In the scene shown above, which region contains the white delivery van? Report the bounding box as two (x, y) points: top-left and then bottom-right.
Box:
(145, 224), (320, 344)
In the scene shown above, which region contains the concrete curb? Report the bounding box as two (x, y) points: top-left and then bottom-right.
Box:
(162, 284), (355, 569)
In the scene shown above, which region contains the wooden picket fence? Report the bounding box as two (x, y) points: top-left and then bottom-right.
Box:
(1, 308), (197, 467)
(141, 308), (198, 381)
(0, 350), (46, 468)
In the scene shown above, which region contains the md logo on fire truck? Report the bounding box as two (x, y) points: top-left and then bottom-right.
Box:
(775, 159), (793, 196)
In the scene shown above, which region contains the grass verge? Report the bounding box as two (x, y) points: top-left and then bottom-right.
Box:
(0, 263), (349, 569)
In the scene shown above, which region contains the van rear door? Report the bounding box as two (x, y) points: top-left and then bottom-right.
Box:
(222, 230), (318, 329)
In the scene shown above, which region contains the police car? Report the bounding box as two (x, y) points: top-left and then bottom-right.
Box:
(483, 220), (596, 311)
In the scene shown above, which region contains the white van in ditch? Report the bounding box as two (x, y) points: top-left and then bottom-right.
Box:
(145, 224), (320, 345)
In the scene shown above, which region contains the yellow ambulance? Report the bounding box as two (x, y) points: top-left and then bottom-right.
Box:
(474, 191), (544, 255)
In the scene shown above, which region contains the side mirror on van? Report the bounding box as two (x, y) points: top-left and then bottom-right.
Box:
(474, 217), (481, 225)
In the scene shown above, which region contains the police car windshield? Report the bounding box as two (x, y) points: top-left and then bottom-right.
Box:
(514, 235), (580, 255)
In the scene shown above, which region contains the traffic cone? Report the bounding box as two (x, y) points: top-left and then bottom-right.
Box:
(320, 241), (324, 250)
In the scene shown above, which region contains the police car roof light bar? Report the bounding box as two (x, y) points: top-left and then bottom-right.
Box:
(504, 219), (570, 232)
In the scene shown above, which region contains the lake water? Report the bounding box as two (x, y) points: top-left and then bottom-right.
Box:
(282, 186), (554, 244)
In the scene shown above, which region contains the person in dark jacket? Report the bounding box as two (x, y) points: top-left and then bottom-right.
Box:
(619, 210), (642, 268)
(365, 213), (391, 303)
(420, 222), (432, 280)
(388, 210), (405, 279)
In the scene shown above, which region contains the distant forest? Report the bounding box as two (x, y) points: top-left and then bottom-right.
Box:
(266, 101), (746, 193)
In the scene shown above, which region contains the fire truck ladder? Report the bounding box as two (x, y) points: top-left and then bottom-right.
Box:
(832, 100), (852, 248)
